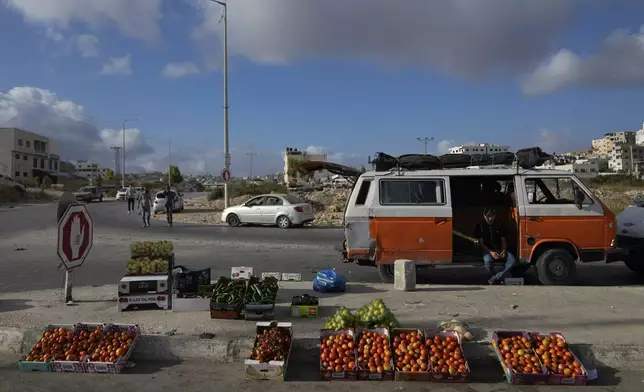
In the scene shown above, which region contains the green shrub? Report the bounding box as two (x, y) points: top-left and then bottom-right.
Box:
(207, 188), (224, 201)
(583, 174), (644, 189)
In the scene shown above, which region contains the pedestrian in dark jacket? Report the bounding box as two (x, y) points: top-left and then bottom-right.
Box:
(162, 186), (174, 227)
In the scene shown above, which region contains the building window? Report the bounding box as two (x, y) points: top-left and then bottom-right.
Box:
(26, 141), (30, 148)
(15, 171), (20, 177)
(33, 158), (37, 168)
(40, 159), (44, 169)
(48, 160), (52, 170)
(15, 154), (20, 159)
(54, 161), (58, 171)
(34, 140), (40, 151)
(17, 139), (23, 146)
(23, 172), (28, 177)
(23, 155), (27, 161)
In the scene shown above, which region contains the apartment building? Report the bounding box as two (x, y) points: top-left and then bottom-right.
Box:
(538, 160), (600, 179)
(0, 127), (60, 182)
(592, 131), (636, 157)
(74, 160), (109, 179)
(447, 143), (510, 155)
(608, 143), (644, 172)
(636, 122), (644, 145)
(283, 147), (327, 183)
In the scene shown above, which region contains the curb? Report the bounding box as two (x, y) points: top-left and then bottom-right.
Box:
(3, 329), (644, 371)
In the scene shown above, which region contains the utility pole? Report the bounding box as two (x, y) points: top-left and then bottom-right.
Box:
(246, 152), (257, 179)
(110, 146), (122, 175)
(168, 140), (172, 187)
(121, 118), (137, 188)
(416, 136), (434, 155)
(208, 0), (230, 208)
(630, 145), (635, 175)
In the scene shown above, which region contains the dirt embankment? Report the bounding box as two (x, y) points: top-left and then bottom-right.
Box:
(153, 186), (640, 227)
(0, 185), (63, 206)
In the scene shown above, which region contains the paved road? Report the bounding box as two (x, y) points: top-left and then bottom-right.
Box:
(0, 360), (640, 391)
(0, 202), (642, 293)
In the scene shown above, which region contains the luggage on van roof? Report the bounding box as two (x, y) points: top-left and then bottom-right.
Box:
(372, 152), (398, 171)
(397, 154), (441, 170)
(516, 147), (552, 169)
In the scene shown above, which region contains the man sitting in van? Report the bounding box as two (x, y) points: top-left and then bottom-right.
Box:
(474, 208), (516, 285)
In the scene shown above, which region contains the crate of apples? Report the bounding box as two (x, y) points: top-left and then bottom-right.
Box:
(320, 329), (357, 381)
(494, 331), (547, 384)
(356, 328), (394, 380)
(391, 328), (429, 381)
(426, 331), (470, 382)
(531, 333), (588, 385)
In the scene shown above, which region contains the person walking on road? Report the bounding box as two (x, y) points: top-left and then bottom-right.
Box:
(126, 185), (137, 214)
(162, 185), (174, 227)
(138, 187), (153, 227)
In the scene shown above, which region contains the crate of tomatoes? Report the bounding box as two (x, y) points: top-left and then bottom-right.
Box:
(320, 329), (357, 381)
(355, 328), (394, 380)
(426, 330), (470, 382)
(529, 332), (588, 386)
(78, 323), (140, 374)
(18, 324), (76, 372)
(245, 322), (293, 380)
(391, 328), (430, 381)
(492, 331), (548, 385)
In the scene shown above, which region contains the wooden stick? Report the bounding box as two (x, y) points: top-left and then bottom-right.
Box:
(453, 230), (479, 245)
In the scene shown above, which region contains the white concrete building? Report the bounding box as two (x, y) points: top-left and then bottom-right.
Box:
(593, 131), (636, 158)
(0, 127), (60, 182)
(73, 160), (109, 179)
(608, 143), (644, 172)
(636, 122), (644, 145)
(447, 143), (510, 155)
(537, 159), (600, 178)
(283, 147), (328, 183)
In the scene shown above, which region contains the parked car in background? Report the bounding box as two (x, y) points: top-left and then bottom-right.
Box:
(74, 186), (104, 202)
(221, 194), (314, 228)
(115, 188), (128, 201)
(153, 190), (184, 214)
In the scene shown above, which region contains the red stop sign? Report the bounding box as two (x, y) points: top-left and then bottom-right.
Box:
(57, 204), (93, 269)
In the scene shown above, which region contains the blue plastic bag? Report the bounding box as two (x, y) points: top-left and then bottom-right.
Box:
(312, 268), (346, 293)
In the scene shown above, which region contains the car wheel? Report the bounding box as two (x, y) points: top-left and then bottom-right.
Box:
(624, 248), (644, 275)
(535, 248), (577, 285)
(377, 264), (394, 284)
(226, 214), (241, 227)
(276, 216), (291, 229)
(99, 195), (103, 202)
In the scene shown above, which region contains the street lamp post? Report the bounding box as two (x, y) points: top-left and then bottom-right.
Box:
(209, 0), (231, 208)
(122, 118), (137, 188)
(416, 136), (434, 155)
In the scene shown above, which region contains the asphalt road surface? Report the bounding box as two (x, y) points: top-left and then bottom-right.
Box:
(0, 360), (641, 392)
(0, 201), (642, 293)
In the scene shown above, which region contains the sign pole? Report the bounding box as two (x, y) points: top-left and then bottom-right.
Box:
(64, 269), (74, 305)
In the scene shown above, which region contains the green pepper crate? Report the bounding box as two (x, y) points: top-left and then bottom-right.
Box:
(290, 305), (319, 318)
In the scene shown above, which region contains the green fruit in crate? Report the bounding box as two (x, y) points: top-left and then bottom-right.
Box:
(323, 306), (355, 331)
(130, 240), (173, 259)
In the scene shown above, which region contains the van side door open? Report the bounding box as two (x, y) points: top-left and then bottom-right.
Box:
(345, 176), (375, 258)
(521, 176), (605, 261)
(371, 176), (452, 264)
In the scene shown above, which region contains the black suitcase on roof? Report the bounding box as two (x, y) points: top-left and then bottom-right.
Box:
(372, 152), (398, 171)
(398, 154), (441, 170)
(516, 147), (551, 169)
(439, 154), (475, 169)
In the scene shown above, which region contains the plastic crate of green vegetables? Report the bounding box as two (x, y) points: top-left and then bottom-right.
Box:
(244, 276), (279, 320)
(290, 294), (319, 318)
(210, 278), (248, 319)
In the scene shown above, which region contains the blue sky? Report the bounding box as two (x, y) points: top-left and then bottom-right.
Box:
(1, 0), (644, 175)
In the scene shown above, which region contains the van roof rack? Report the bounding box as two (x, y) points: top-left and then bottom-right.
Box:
(371, 147), (551, 172)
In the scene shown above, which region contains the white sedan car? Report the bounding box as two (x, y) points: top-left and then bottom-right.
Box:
(115, 188), (128, 201)
(152, 190), (185, 214)
(221, 194), (315, 228)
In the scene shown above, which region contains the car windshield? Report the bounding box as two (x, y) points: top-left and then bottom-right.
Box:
(119, 188), (127, 192)
(283, 195), (305, 204)
(156, 192), (165, 198)
(79, 187), (93, 192)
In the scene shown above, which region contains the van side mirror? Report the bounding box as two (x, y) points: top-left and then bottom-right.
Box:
(574, 189), (585, 210)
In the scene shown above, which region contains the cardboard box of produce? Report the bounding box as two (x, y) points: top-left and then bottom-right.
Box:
(320, 329), (358, 381)
(172, 266), (211, 294)
(355, 327), (394, 381)
(426, 329), (470, 383)
(528, 332), (588, 386)
(391, 328), (430, 381)
(81, 323), (141, 374)
(210, 277), (247, 319)
(290, 295), (319, 318)
(245, 321), (293, 380)
(492, 331), (549, 385)
(18, 324), (76, 372)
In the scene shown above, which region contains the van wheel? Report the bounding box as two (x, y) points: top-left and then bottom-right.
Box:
(624, 248), (644, 275)
(377, 264), (394, 283)
(535, 248), (577, 285)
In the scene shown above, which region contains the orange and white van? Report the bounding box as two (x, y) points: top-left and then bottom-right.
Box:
(301, 161), (623, 285)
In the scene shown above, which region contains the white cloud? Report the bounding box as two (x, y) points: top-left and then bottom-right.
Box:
(192, 0), (573, 75)
(161, 62), (200, 78)
(4, 0), (163, 42)
(45, 27), (63, 42)
(76, 34), (99, 58)
(529, 129), (583, 154)
(522, 25), (644, 95)
(100, 54), (132, 75)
